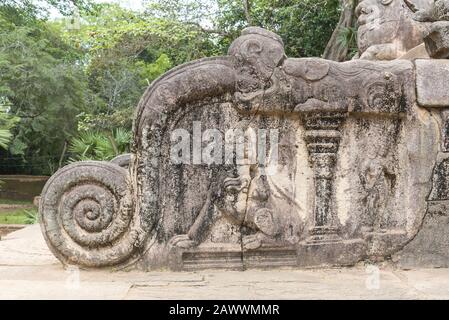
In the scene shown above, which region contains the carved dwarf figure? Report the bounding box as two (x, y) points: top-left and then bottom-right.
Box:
(169, 132), (302, 251)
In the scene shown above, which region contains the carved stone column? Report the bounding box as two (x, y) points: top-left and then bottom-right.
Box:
(296, 99), (366, 267)
(296, 100), (346, 243)
(305, 116), (345, 242)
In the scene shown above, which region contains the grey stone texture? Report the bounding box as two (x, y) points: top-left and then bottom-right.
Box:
(413, 0), (449, 58)
(413, 0), (449, 22)
(416, 59), (449, 106)
(110, 153), (131, 169)
(394, 152), (449, 268)
(38, 2), (449, 271)
(424, 21), (449, 58)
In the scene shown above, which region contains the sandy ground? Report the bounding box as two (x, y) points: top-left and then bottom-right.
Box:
(1, 225), (449, 300)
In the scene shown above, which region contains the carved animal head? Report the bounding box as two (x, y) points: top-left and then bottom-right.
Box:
(228, 27), (286, 92)
(356, 0), (433, 56)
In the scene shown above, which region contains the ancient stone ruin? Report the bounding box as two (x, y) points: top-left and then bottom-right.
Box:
(39, 0), (449, 271)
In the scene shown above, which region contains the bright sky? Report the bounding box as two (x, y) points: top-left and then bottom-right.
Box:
(93, 0), (145, 11)
(47, 0), (145, 19)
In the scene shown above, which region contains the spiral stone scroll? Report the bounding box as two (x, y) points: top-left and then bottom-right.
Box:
(110, 153), (131, 169)
(39, 161), (143, 268)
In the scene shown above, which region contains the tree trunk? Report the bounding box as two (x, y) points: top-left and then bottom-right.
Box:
(323, 0), (359, 61)
(58, 140), (68, 169)
(107, 131), (119, 156)
(242, 0), (253, 26)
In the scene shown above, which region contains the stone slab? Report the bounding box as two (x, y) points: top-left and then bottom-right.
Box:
(395, 269), (449, 300)
(0, 224), (25, 238)
(398, 44), (430, 60)
(416, 59), (449, 107)
(393, 213), (449, 269)
(297, 239), (367, 268)
(0, 280), (131, 300)
(0, 224), (58, 266)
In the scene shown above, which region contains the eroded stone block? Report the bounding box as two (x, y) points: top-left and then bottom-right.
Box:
(424, 21), (449, 59)
(416, 59), (449, 107)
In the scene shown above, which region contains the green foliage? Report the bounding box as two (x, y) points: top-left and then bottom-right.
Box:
(68, 128), (132, 162)
(0, 198), (32, 205)
(0, 0), (99, 19)
(0, 4), (89, 174)
(337, 26), (358, 59)
(24, 208), (39, 224)
(0, 104), (19, 150)
(56, 4), (192, 133)
(0, 197), (37, 225)
(143, 0), (342, 58)
(135, 54), (172, 86)
(214, 0), (341, 57)
(0, 126), (12, 150)
(0, 208), (37, 224)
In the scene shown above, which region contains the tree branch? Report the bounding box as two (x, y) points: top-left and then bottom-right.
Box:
(323, 0), (359, 61)
(184, 22), (231, 37)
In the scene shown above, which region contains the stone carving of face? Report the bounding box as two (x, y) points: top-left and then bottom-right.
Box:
(228, 27), (285, 92)
(356, 0), (431, 56)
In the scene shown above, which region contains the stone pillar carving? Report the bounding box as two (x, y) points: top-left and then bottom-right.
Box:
(296, 102), (347, 243)
(295, 99), (367, 267)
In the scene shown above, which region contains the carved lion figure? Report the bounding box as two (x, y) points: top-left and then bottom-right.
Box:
(356, 0), (433, 60)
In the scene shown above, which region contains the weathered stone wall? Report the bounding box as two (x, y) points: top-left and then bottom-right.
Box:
(37, 2), (449, 271)
(394, 58), (449, 268)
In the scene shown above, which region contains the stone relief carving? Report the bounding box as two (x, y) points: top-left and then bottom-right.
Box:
(392, 4), (449, 266)
(110, 153), (131, 169)
(413, 0), (449, 21)
(38, 1), (449, 270)
(39, 161), (145, 268)
(355, 0), (433, 60)
(412, 0), (449, 58)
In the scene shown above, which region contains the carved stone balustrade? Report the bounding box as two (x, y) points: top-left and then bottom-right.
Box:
(38, 22), (449, 270)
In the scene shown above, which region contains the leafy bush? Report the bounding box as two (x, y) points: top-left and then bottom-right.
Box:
(68, 128), (132, 162)
(0, 104), (19, 150)
(0, 208), (37, 224)
(24, 209), (39, 225)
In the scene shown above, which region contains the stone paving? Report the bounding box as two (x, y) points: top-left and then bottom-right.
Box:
(1, 225), (449, 300)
